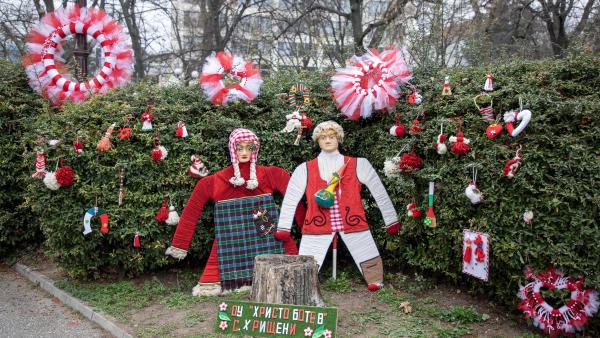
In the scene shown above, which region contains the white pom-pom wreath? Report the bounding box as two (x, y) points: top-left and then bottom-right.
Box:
(43, 171), (61, 190)
(23, 6), (133, 105)
(200, 51), (263, 106)
(331, 47), (412, 120)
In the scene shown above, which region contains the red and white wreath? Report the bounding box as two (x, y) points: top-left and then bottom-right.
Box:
(23, 6), (133, 105)
(518, 266), (598, 336)
(331, 47), (412, 120)
(199, 51), (263, 106)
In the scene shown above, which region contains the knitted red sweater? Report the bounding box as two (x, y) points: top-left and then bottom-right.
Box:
(171, 162), (305, 283)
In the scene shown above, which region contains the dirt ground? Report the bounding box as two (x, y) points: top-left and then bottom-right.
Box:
(14, 252), (550, 338)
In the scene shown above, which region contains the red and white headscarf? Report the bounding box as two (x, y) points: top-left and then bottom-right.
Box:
(228, 128), (260, 189)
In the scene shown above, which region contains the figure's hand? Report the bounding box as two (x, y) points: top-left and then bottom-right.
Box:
(165, 246), (187, 260)
(274, 230), (292, 241)
(385, 222), (401, 235)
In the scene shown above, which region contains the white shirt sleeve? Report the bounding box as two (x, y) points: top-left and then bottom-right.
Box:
(277, 162), (307, 231)
(356, 157), (398, 226)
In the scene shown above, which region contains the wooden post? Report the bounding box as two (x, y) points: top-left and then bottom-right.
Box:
(251, 254), (325, 307)
(74, 0), (88, 79)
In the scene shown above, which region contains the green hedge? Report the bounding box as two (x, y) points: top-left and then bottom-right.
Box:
(16, 54), (600, 319)
(0, 60), (44, 257)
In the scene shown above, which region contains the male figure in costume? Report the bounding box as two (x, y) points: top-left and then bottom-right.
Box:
(166, 128), (303, 296)
(275, 121), (399, 291)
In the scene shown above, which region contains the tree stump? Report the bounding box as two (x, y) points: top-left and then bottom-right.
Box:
(251, 254), (325, 307)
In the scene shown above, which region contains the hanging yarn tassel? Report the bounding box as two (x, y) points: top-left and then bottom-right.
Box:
(474, 235), (485, 262)
(442, 76), (452, 96)
(504, 145), (523, 178)
(43, 171), (60, 190)
(72, 140), (84, 154)
(434, 124), (447, 155)
(389, 115), (406, 137)
(155, 198), (168, 223)
(449, 119), (470, 156)
(176, 121), (188, 138)
(133, 232), (141, 248)
(165, 204), (180, 226)
(483, 72), (494, 92)
(96, 123), (116, 152)
(55, 159), (74, 187)
(463, 238), (472, 263)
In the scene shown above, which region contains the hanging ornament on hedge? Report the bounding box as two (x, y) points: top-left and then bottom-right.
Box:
(518, 266), (599, 336)
(465, 167), (483, 204)
(407, 85), (422, 105)
(165, 197), (180, 226)
(406, 201), (422, 218)
(43, 171), (61, 190)
(473, 93), (495, 122)
(485, 115), (503, 140)
(188, 154), (209, 178)
(503, 145), (523, 178)
(117, 165), (125, 206)
(141, 104), (154, 132)
(331, 47), (412, 120)
(434, 123), (447, 155)
(118, 114), (134, 140)
(409, 111), (425, 134)
(504, 97), (531, 137)
(389, 115), (406, 137)
(462, 230), (490, 281)
(96, 123), (116, 152)
(55, 158), (74, 187)
(383, 151), (403, 178)
(399, 147), (423, 174)
(449, 118), (470, 156)
(176, 121), (188, 138)
(523, 210), (533, 224)
(424, 182), (437, 227)
(22, 6), (133, 105)
(483, 72), (494, 92)
(82, 204), (109, 235)
(200, 51), (263, 106)
(32, 140), (47, 179)
(441, 76), (452, 96)
(133, 231), (141, 249)
(72, 139), (84, 154)
(151, 132), (168, 161)
(155, 196), (168, 223)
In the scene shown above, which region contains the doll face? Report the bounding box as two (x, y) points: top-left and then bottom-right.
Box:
(235, 141), (255, 163)
(317, 130), (340, 153)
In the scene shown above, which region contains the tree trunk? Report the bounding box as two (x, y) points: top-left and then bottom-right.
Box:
(251, 254), (325, 307)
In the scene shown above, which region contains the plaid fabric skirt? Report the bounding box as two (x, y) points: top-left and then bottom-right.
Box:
(214, 193), (284, 290)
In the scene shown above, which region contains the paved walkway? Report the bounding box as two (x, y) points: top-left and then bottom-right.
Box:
(0, 263), (110, 338)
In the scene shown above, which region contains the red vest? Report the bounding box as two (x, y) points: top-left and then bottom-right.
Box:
(303, 156), (369, 234)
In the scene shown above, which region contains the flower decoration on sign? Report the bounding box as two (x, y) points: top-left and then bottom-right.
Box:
(200, 51), (263, 106)
(219, 302), (228, 311)
(219, 321), (228, 330)
(304, 327), (313, 337)
(331, 47), (411, 120)
(23, 6), (133, 105)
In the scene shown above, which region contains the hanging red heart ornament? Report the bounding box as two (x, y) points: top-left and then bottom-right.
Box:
(486, 123), (503, 139)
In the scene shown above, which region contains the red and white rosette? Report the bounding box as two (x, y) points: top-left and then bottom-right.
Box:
(331, 47), (412, 120)
(22, 6), (133, 105)
(199, 51), (263, 106)
(518, 266), (599, 336)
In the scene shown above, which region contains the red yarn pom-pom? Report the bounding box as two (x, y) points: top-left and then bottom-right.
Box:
(399, 153), (423, 173)
(55, 166), (74, 187)
(151, 148), (163, 161)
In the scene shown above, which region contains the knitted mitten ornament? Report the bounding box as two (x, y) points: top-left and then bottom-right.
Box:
(385, 221), (401, 235)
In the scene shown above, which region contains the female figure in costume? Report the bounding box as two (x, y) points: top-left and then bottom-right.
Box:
(166, 128), (303, 296)
(275, 121), (399, 291)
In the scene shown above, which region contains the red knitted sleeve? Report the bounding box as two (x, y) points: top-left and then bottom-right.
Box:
(268, 166), (306, 229)
(171, 176), (214, 250)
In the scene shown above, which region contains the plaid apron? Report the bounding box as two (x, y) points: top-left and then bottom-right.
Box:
(214, 193), (284, 290)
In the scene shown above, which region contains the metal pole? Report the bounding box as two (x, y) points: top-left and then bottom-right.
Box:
(74, 0), (88, 79)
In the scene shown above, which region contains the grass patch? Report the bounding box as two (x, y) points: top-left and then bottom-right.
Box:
(184, 311), (206, 328)
(55, 279), (168, 320)
(351, 309), (385, 326)
(431, 322), (471, 338)
(136, 323), (175, 338)
(427, 305), (487, 325)
(378, 315), (429, 337)
(322, 271), (356, 293)
(161, 291), (202, 309)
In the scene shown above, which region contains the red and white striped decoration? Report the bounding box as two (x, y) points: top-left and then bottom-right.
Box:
(479, 106), (495, 122)
(23, 6), (133, 105)
(331, 47), (412, 120)
(199, 51), (263, 106)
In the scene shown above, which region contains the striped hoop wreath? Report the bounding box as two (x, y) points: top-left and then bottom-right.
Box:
(23, 6), (133, 105)
(289, 83), (310, 111)
(518, 266), (598, 336)
(331, 47), (412, 120)
(200, 51), (263, 106)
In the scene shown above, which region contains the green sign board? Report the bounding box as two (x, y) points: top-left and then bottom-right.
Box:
(214, 300), (337, 337)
